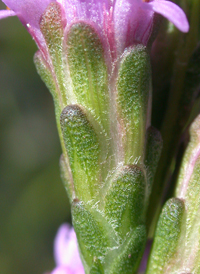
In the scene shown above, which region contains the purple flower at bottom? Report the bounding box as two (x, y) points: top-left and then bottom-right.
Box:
(51, 266), (74, 274)
(50, 224), (84, 274)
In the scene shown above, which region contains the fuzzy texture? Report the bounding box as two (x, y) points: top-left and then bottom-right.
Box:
(0, 1), (189, 273)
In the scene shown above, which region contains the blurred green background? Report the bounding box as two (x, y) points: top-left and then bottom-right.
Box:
(0, 2), (71, 274)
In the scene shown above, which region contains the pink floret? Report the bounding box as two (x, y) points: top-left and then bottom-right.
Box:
(51, 224), (85, 274)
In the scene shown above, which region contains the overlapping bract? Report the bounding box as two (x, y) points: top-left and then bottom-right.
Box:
(147, 115), (200, 274)
(0, 0), (191, 273)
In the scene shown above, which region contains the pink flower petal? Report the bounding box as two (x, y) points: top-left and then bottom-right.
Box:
(1, 0), (56, 28)
(114, 0), (154, 52)
(57, 0), (112, 42)
(58, 0), (111, 25)
(148, 0), (189, 33)
(51, 266), (74, 274)
(54, 224), (84, 273)
(0, 9), (16, 19)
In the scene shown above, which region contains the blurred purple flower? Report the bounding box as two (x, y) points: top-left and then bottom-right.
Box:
(0, 0), (189, 56)
(51, 224), (84, 274)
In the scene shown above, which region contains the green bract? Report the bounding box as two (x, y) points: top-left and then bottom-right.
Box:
(147, 114), (200, 274)
(33, 3), (163, 273)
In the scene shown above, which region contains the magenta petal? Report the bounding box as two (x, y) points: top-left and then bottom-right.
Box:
(0, 9), (16, 19)
(148, 0), (189, 33)
(51, 266), (74, 274)
(54, 224), (84, 273)
(58, 0), (112, 40)
(1, 0), (56, 28)
(114, 0), (154, 53)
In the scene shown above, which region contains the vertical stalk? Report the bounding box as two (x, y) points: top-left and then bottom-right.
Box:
(147, 0), (200, 235)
